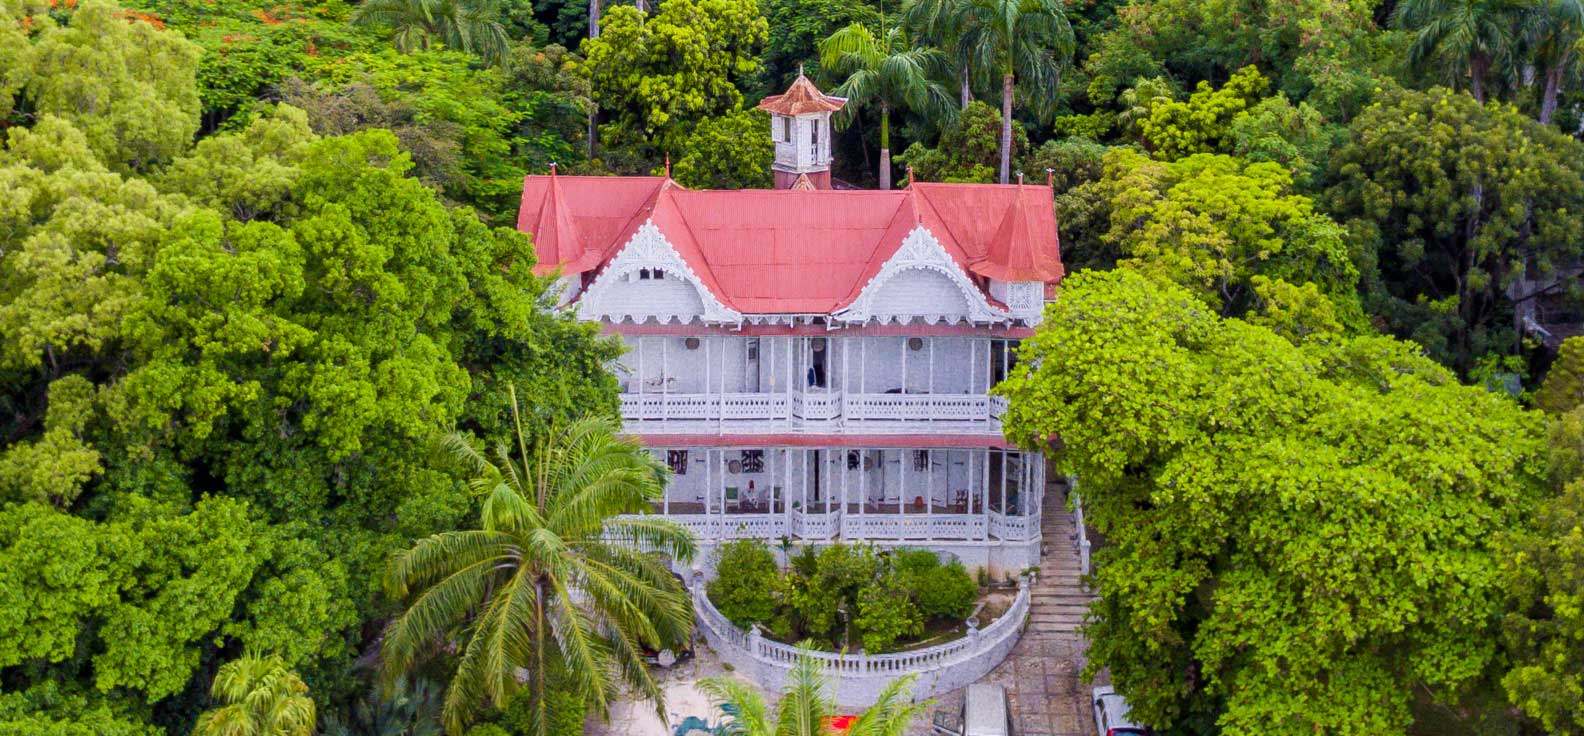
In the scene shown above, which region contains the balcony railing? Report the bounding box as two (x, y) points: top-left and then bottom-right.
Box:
(625, 509), (1027, 543)
(841, 513), (986, 540)
(619, 390), (1004, 430)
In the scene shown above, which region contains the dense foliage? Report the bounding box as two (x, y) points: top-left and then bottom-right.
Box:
(1001, 270), (1547, 733)
(10, 0), (1584, 729)
(709, 541), (980, 654)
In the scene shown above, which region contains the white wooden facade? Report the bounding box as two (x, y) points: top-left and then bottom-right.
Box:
(522, 76), (1061, 573)
(579, 225), (1048, 572)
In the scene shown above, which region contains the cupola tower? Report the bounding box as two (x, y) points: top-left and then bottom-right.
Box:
(756, 72), (847, 189)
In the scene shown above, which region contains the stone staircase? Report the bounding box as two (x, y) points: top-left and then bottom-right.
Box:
(1028, 478), (1094, 637)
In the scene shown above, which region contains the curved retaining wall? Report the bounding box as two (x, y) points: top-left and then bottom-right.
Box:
(692, 575), (1030, 707)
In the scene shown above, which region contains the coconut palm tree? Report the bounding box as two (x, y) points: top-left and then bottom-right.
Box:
(353, 0), (510, 65)
(193, 654), (316, 736)
(953, 0), (1073, 184)
(1522, 0), (1584, 122)
(380, 397), (697, 736)
(1395, 0), (1522, 103)
(821, 24), (956, 189)
(700, 644), (929, 736)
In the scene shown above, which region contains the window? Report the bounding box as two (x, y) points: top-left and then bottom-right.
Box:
(666, 450), (689, 475)
(740, 450), (765, 474)
(811, 122), (819, 150)
(782, 117), (791, 142)
(637, 268), (665, 281)
(912, 449), (930, 471)
(638, 268), (651, 280)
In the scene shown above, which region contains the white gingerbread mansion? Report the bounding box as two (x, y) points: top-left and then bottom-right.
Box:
(517, 76), (1064, 573)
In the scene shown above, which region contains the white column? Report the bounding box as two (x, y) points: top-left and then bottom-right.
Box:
(900, 337), (908, 394)
(924, 449), (932, 542)
(637, 336), (645, 398)
(928, 338), (935, 394)
(663, 449), (670, 515)
(860, 450), (868, 518)
(981, 449), (991, 540)
(660, 337), (669, 420)
(841, 448), (850, 520)
(802, 449), (809, 517)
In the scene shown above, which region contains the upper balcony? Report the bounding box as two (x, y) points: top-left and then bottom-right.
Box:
(610, 334), (1020, 435)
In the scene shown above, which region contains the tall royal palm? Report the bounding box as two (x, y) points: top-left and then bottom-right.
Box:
(1395, 0), (1520, 103)
(902, 0), (978, 109)
(353, 0), (510, 65)
(954, 0), (1073, 184)
(821, 24), (955, 189)
(700, 645), (929, 736)
(1522, 0), (1584, 122)
(380, 398), (697, 736)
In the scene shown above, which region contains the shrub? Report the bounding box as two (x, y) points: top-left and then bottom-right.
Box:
(708, 539), (780, 628)
(854, 573), (923, 654)
(895, 551), (979, 620)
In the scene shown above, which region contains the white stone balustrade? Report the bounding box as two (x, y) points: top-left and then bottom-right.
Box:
(693, 574), (1031, 707)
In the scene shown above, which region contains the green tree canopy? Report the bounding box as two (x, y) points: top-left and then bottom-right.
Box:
(579, 0), (768, 159)
(670, 108), (773, 189)
(1324, 87), (1584, 370)
(1095, 148), (1362, 320)
(4, 0), (202, 171)
(999, 269), (1546, 733)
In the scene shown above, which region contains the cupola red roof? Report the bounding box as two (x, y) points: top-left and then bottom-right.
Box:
(756, 74), (847, 116)
(517, 176), (1063, 315)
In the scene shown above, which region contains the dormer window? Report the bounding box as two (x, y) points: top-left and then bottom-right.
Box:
(636, 268), (665, 280)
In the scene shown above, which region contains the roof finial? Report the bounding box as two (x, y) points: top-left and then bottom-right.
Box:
(664, 153), (671, 179)
(1016, 171), (1024, 187)
(799, 63), (805, 78)
(549, 162), (558, 177)
(907, 165), (915, 188)
(1046, 168), (1054, 188)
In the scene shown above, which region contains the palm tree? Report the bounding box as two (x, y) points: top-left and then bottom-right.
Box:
(1522, 0), (1584, 122)
(902, 0), (977, 109)
(193, 654), (316, 736)
(821, 24), (956, 189)
(380, 397), (697, 736)
(700, 644), (930, 736)
(1395, 0), (1521, 103)
(954, 0), (1074, 183)
(353, 0), (510, 65)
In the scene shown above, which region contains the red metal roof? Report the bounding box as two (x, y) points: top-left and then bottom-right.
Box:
(755, 74), (847, 116)
(518, 175), (1064, 315)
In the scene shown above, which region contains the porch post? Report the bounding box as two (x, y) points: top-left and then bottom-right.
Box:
(841, 336), (850, 424)
(981, 448), (991, 540)
(719, 335), (727, 432)
(663, 449), (670, 515)
(928, 337), (935, 394)
(661, 337), (669, 419)
(924, 449), (932, 542)
(787, 337), (795, 427)
(900, 337), (908, 394)
(802, 449), (809, 518)
(637, 336), (645, 399)
(860, 450), (868, 519)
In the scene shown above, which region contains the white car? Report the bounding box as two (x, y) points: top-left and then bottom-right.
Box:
(1092, 686), (1151, 736)
(932, 684), (1011, 736)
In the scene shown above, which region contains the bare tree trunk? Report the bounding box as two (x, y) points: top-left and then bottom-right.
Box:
(1541, 64), (1564, 124)
(636, 0), (646, 11)
(960, 65), (972, 109)
(589, 0), (601, 38)
(1470, 54), (1489, 104)
(999, 72), (1013, 184)
(879, 105), (891, 190)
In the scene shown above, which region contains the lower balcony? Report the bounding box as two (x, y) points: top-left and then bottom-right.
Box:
(626, 446), (1042, 543)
